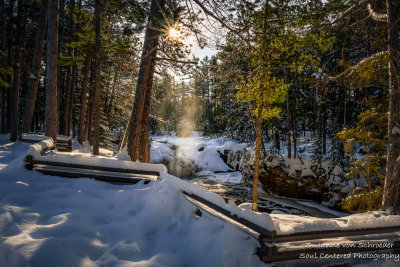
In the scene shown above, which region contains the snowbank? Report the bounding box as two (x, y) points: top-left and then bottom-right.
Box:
(28, 143), (168, 175)
(144, 136), (234, 179)
(272, 211), (400, 235)
(0, 140), (267, 266)
(26, 138), (54, 159)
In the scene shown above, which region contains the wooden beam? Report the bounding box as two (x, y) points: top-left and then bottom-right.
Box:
(26, 158), (160, 176)
(34, 165), (154, 184)
(183, 191), (275, 239)
(264, 225), (400, 243)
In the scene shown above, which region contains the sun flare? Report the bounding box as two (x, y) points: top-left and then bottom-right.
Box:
(168, 28), (180, 39)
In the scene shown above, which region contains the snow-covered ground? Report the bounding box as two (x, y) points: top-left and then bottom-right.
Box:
(1, 134), (400, 266)
(0, 135), (267, 266)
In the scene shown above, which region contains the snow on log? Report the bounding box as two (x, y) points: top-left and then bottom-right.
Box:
(26, 138), (54, 159)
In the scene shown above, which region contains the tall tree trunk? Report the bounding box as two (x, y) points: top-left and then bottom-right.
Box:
(5, 0), (16, 133)
(107, 67), (119, 120)
(0, 0), (5, 133)
(252, 102), (263, 212)
(293, 96), (297, 158)
(78, 51), (91, 144)
(85, 81), (94, 144)
(45, 0), (59, 141)
(383, 0), (400, 211)
(67, 59), (76, 135)
(138, 64), (156, 162)
(285, 68), (291, 158)
(9, 0), (25, 141)
(62, 48), (72, 135)
(57, 0), (65, 134)
(92, 0), (102, 155)
(21, 0), (48, 133)
(126, 0), (165, 161)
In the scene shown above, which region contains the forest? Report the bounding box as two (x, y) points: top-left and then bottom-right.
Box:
(0, 0), (399, 215)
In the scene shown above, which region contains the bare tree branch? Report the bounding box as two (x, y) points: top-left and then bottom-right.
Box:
(156, 57), (198, 64)
(150, 114), (169, 124)
(367, 3), (388, 22)
(346, 14), (372, 31)
(191, 0), (249, 45)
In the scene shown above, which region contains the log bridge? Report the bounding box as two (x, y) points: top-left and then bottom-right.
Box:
(183, 191), (400, 264)
(24, 138), (159, 185)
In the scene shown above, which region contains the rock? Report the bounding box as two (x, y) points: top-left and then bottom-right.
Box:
(219, 147), (350, 207)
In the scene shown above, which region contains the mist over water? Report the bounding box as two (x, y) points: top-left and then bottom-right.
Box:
(179, 97), (200, 138)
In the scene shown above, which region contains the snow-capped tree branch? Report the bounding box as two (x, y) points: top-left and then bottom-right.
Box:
(326, 0), (376, 26)
(327, 50), (387, 81)
(367, 3), (388, 22)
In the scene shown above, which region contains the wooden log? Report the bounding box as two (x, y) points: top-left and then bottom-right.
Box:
(20, 138), (40, 144)
(263, 226), (400, 243)
(33, 165), (156, 184)
(182, 191), (275, 239)
(259, 240), (400, 263)
(25, 158), (160, 176)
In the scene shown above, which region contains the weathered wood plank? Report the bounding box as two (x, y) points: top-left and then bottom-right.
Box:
(26, 158), (160, 176)
(34, 165), (156, 184)
(183, 191), (275, 239)
(263, 226), (400, 243)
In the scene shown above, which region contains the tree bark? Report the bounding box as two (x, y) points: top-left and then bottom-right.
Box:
(285, 68), (291, 158)
(85, 81), (94, 144)
(9, 0), (25, 141)
(67, 58), (76, 135)
(78, 51), (91, 144)
(62, 47), (72, 135)
(4, 0), (16, 133)
(383, 0), (400, 211)
(138, 64), (156, 162)
(127, 0), (165, 161)
(252, 102), (263, 212)
(0, 0), (5, 133)
(45, 0), (59, 141)
(92, 0), (102, 155)
(21, 0), (48, 133)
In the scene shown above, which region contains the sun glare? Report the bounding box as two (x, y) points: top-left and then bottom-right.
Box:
(168, 28), (180, 39)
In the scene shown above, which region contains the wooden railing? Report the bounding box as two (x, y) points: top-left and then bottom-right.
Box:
(182, 190), (400, 264)
(24, 140), (159, 185)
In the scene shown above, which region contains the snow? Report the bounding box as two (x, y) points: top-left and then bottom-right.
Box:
(20, 133), (50, 142)
(0, 137), (268, 266)
(296, 201), (349, 217)
(196, 170), (242, 183)
(40, 151), (168, 174)
(392, 127), (400, 135)
(216, 141), (248, 154)
(271, 211), (400, 235)
(149, 136), (231, 172)
(2, 135), (400, 265)
(27, 138), (54, 158)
